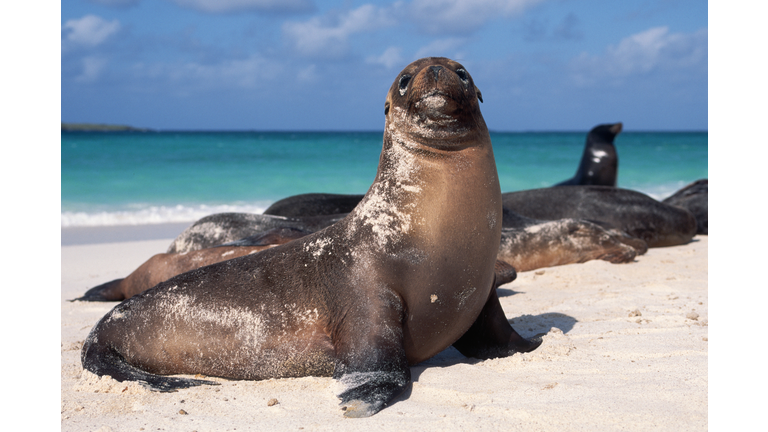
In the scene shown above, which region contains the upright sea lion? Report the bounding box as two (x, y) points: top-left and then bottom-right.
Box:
(81, 57), (541, 418)
(502, 186), (697, 247)
(555, 122), (622, 186)
(662, 179), (708, 235)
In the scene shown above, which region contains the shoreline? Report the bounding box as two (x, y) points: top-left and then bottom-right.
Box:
(61, 235), (708, 430)
(61, 223), (191, 246)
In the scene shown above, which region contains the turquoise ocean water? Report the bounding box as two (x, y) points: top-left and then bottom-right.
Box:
(61, 131), (708, 227)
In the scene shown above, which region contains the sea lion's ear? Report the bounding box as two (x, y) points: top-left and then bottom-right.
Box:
(384, 101), (390, 115)
(475, 86), (483, 103)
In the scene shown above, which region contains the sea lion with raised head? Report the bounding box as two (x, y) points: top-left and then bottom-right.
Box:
(555, 122), (622, 186)
(81, 57), (541, 418)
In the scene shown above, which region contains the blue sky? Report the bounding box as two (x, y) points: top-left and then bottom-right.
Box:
(61, 0), (708, 131)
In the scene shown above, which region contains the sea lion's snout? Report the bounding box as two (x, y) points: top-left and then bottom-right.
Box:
(428, 65), (442, 81)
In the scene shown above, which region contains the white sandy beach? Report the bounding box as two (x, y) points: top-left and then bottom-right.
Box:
(61, 235), (708, 431)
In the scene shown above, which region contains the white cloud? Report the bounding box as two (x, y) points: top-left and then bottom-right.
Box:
(366, 47), (404, 69)
(409, 0), (544, 34)
(87, 0), (140, 7)
(414, 38), (465, 59)
(283, 4), (396, 58)
(132, 55), (283, 90)
(570, 27), (708, 85)
(76, 56), (108, 82)
(62, 15), (121, 48)
(170, 0), (313, 14)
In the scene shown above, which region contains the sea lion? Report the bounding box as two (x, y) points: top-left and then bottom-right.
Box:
(497, 209), (647, 272)
(263, 192), (649, 271)
(264, 193), (364, 218)
(662, 179), (707, 235)
(81, 57), (541, 418)
(166, 213), (344, 254)
(75, 215), (646, 302)
(73, 228), (311, 302)
(501, 186), (697, 247)
(555, 122), (622, 186)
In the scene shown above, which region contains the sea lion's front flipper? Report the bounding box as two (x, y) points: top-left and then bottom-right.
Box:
(493, 260), (517, 289)
(333, 291), (410, 418)
(452, 289), (542, 359)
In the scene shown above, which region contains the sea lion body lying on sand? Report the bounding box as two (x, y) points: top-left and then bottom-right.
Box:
(501, 186), (697, 247)
(81, 57), (541, 418)
(662, 179), (708, 235)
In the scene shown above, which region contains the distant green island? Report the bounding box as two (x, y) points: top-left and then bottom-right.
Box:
(61, 122), (152, 132)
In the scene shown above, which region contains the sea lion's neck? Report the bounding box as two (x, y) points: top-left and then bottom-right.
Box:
(349, 122), (502, 254)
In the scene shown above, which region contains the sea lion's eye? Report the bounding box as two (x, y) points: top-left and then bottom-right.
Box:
(398, 74), (411, 96)
(455, 68), (469, 84)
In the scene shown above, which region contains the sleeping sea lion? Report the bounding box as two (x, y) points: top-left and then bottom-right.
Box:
(662, 179), (708, 235)
(166, 213), (344, 254)
(497, 209), (646, 271)
(262, 192), (649, 271)
(501, 186), (697, 247)
(263, 193), (364, 218)
(73, 228), (310, 302)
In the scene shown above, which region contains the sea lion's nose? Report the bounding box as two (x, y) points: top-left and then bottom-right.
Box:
(429, 66), (442, 81)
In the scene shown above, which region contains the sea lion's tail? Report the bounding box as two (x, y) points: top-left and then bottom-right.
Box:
(71, 278), (126, 302)
(81, 332), (218, 392)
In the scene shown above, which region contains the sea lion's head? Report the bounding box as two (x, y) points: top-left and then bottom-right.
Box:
(384, 57), (487, 151)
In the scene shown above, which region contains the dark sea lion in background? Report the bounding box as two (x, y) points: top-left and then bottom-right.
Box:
(502, 186), (697, 247)
(264, 193), (364, 217)
(555, 122), (622, 186)
(81, 57), (541, 418)
(662, 179), (708, 235)
(166, 212), (344, 254)
(73, 228), (310, 302)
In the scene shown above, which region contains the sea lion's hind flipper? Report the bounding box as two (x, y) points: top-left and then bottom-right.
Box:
(81, 339), (218, 392)
(71, 279), (126, 302)
(453, 289), (542, 358)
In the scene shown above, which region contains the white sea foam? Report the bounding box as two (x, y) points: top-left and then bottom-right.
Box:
(61, 203), (269, 227)
(626, 181), (694, 201)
